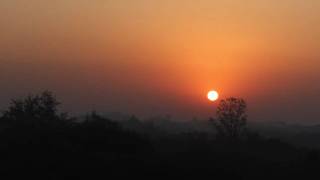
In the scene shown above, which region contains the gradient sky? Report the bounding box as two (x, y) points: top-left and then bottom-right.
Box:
(1, 0), (319, 123)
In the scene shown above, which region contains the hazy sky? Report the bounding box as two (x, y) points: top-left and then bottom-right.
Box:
(1, 0), (319, 123)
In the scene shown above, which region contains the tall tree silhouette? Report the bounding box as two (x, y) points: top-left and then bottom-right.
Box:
(210, 97), (247, 140)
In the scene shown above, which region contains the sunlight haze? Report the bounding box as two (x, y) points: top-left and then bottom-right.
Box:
(1, 0), (319, 123)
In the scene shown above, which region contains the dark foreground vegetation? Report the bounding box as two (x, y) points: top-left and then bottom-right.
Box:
(0, 91), (319, 179)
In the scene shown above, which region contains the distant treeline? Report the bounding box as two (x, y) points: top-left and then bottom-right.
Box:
(0, 91), (319, 179)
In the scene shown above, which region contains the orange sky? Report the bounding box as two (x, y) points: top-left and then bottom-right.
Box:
(0, 0), (319, 122)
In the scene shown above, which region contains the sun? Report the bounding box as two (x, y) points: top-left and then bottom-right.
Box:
(207, 90), (219, 102)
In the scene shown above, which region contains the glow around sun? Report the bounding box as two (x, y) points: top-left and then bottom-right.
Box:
(207, 90), (219, 102)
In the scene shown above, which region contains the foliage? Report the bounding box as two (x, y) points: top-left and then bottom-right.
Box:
(1, 91), (69, 128)
(210, 97), (247, 140)
(0, 92), (318, 179)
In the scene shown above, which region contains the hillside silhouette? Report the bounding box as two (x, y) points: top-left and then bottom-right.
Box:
(0, 91), (319, 179)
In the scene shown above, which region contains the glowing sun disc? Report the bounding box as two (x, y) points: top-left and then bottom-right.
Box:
(207, 90), (219, 101)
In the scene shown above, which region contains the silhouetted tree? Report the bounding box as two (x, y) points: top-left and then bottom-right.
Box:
(210, 97), (247, 140)
(1, 91), (68, 127)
